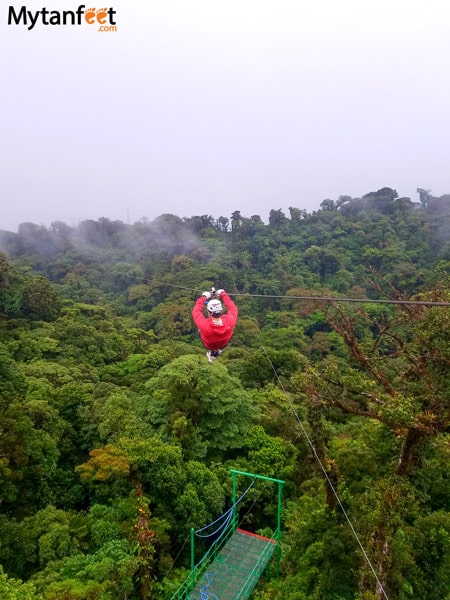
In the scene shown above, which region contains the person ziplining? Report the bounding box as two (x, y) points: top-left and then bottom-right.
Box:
(192, 288), (239, 362)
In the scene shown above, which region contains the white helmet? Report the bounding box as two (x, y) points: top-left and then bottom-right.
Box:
(207, 299), (223, 315)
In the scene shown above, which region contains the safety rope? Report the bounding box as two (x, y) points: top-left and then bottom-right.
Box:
(191, 479), (257, 576)
(199, 572), (219, 600)
(194, 479), (255, 538)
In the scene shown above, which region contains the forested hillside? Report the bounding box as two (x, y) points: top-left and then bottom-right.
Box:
(0, 187), (449, 600)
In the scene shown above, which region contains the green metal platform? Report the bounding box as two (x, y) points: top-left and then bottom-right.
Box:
(170, 470), (284, 600)
(188, 529), (277, 599)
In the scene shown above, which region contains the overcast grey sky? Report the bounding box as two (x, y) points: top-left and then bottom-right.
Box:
(1, 0), (449, 232)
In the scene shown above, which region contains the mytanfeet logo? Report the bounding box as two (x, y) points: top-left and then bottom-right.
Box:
(8, 5), (118, 31)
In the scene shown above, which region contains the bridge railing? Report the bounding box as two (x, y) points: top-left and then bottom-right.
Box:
(169, 519), (236, 600)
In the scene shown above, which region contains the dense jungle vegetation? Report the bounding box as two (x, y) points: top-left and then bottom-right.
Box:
(0, 187), (449, 600)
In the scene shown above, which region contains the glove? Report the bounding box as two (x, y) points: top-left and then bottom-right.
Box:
(216, 289), (225, 297)
(202, 291), (211, 300)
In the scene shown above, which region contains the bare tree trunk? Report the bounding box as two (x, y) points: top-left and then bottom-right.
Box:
(375, 538), (390, 599)
(306, 389), (340, 511)
(397, 428), (424, 475)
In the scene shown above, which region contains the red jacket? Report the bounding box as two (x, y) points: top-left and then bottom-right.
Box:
(192, 292), (238, 350)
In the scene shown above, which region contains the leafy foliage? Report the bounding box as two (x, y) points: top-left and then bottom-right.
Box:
(0, 191), (449, 599)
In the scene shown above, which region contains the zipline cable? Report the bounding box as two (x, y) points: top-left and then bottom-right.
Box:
(258, 342), (390, 600)
(229, 292), (450, 306)
(127, 275), (450, 306)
